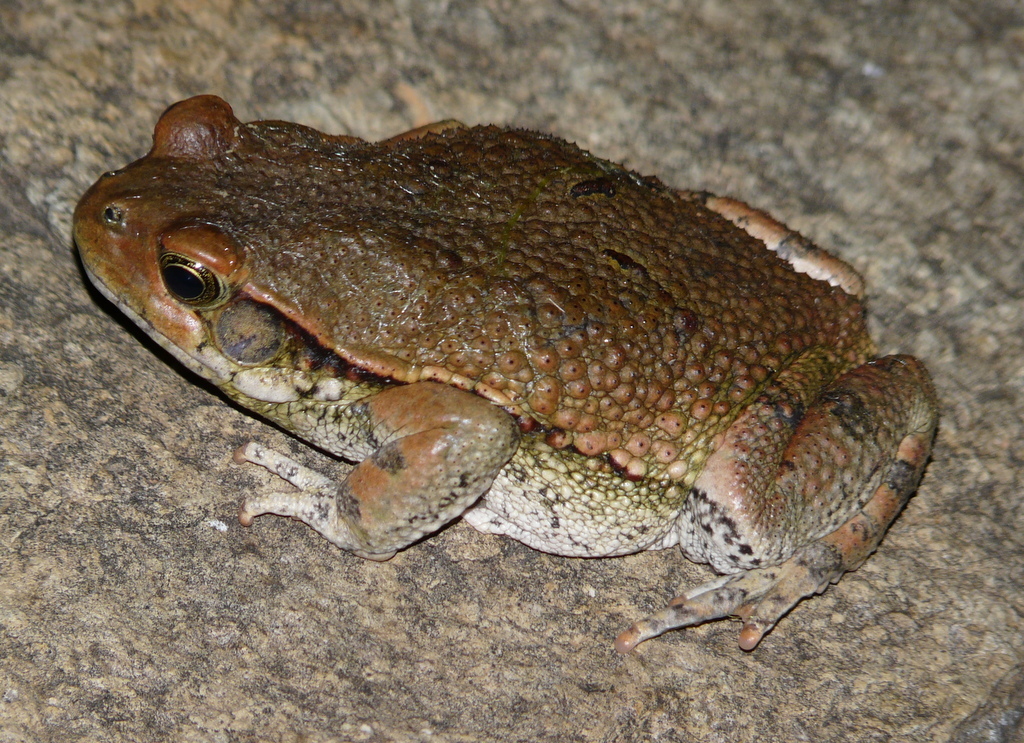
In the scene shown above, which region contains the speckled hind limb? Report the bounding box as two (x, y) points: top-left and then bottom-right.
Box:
(616, 355), (938, 652)
(237, 381), (520, 561)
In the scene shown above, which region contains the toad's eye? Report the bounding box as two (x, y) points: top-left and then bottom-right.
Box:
(159, 252), (225, 307)
(102, 205), (125, 227)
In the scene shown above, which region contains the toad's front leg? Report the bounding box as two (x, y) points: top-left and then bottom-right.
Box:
(237, 381), (521, 560)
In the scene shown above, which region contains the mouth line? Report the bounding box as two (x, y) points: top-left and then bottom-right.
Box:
(82, 263), (233, 384)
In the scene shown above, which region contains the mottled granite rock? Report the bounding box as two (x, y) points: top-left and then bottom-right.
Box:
(1, 1), (1021, 741)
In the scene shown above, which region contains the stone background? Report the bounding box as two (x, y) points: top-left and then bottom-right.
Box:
(1, 1), (1022, 741)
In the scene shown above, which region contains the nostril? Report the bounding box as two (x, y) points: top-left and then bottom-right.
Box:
(102, 205), (125, 226)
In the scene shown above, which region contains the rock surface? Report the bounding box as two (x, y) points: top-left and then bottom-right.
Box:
(1, 1), (1021, 741)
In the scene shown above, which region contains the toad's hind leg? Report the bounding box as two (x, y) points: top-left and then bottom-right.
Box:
(616, 355), (938, 652)
(237, 381), (520, 561)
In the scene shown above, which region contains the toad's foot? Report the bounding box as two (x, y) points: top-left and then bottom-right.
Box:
(614, 538), (846, 653)
(234, 441), (394, 555)
(236, 381), (520, 560)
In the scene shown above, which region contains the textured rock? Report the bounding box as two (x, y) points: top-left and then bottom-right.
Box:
(1, 1), (1021, 741)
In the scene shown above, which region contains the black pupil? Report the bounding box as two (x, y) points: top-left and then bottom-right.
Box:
(162, 264), (206, 301)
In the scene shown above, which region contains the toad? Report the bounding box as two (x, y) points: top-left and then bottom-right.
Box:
(74, 95), (938, 651)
